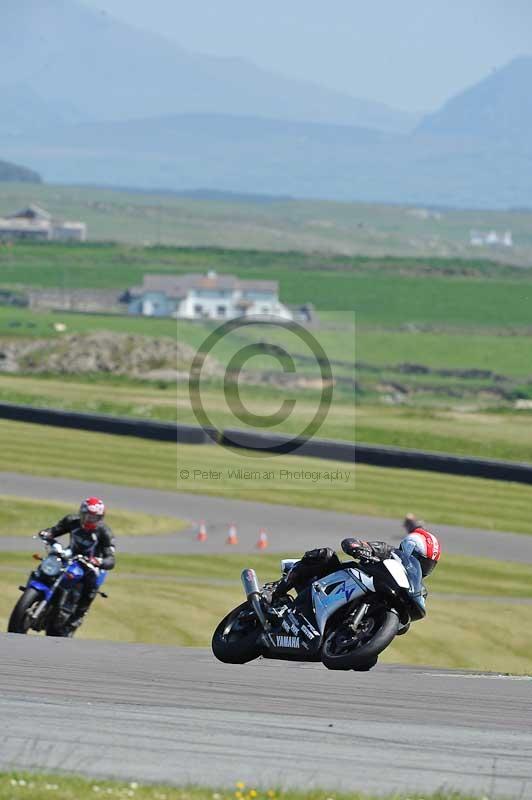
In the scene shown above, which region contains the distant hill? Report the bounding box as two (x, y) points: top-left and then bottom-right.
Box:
(2, 111), (530, 208)
(0, 159), (41, 183)
(0, 84), (86, 136)
(0, 0), (417, 134)
(417, 56), (532, 145)
(0, 113), (398, 197)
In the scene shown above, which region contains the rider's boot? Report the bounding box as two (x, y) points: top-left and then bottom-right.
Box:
(397, 622), (411, 636)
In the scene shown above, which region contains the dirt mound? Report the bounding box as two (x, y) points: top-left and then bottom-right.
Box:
(0, 332), (222, 379)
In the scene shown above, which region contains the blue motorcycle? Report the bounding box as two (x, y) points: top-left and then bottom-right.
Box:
(8, 539), (107, 637)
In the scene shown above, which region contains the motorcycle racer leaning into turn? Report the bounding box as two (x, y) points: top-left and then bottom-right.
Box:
(38, 497), (116, 629)
(268, 524), (441, 633)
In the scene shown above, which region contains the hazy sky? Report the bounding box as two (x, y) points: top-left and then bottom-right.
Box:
(84, 0), (531, 111)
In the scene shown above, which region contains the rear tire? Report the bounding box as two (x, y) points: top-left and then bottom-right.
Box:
(352, 656), (378, 672)
(212, 602), (262, 664)
(8, 588), (43, 634)
(321, 607), (399, 670)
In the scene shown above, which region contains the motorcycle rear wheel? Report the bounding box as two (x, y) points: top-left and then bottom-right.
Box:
(321, 607), (399, 670)
(212, 602), (262, 664)
(8, 588), (43, 634)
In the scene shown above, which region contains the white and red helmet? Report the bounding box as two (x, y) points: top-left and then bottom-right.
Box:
(400, 527), (440, 576)
(79, 497), (105, 532)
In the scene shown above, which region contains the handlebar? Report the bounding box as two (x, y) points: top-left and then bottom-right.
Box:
(33, 533), (99, 569)
(75, 555), (101, 572)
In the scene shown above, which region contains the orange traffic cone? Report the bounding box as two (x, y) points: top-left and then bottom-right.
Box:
(227, 522), (239, 545)
(196, 520), (208, 542)
(256, 528), (269, 550)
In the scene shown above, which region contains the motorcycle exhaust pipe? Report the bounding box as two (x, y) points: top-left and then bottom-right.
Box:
(241, 568), (268, 630)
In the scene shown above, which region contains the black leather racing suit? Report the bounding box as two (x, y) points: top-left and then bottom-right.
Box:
(272, 540), (394, 600)
(43, 515), (116, 620)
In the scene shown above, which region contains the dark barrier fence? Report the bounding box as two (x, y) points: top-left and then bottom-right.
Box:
(222, 428), (357, 461)
(2, 402), (532, 484)
(222, 428), (532, 484)
(0, 402), (214, 444)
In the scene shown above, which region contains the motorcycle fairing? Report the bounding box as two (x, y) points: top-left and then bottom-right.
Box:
(64, 561), (85, 582)
(96, 570), (107, 589)
(261, 601), (321, 659)
(312, 568), (372, 635)
(382, 557), (410, 589)
(28, 579), (53, 601)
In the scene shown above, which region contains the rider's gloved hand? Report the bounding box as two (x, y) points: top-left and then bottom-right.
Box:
(38, 530), (52, 542)
(88, 556), (102, 568)
(341, 537), (373, 561)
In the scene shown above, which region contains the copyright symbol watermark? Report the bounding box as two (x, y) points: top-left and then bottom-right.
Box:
(188, 316), (333, 456)
(180, 469), (190, 479)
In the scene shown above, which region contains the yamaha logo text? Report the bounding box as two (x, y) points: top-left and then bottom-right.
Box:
(276, 635), (300, 648)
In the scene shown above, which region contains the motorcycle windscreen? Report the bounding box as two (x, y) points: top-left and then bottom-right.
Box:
(393, 550), (423, 591)
(312, 569), (368, 635)
(392, 549), (426, 617)
(38, 555), (62, 579)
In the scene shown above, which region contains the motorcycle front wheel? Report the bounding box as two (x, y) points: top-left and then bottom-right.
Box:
(8, 588), (43, 634)
(46, 621), (75, 638)
(212, 601), (262, 664)
(321, 607), (399, 670)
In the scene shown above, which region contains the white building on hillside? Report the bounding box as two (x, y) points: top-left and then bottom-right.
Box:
(0, 205), (87, 242)
(127, 271), (293, 320)
(470, 229), (513, 248)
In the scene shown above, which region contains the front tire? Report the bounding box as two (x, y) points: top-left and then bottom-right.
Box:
(8, 588), (43, 634)
(212, 602), (262, 664)
(321, 607), (399, 670)
(46, 623), (75, 638)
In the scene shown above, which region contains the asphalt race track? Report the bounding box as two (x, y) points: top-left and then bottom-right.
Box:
(0, 635), (531, 797)
(2, 472), (532, 562)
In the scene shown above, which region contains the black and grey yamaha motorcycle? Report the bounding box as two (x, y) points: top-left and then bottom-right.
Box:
(212, 542), (426, 670)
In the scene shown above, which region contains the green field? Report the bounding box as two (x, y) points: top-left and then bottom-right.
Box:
(0, 773), (488, 800)
(0, 495), (186, 536)
(2, 551), (531, 673)
(2, 419), (532, 534)
(2, 305), (532, 378)
(2, 242), (532, 325)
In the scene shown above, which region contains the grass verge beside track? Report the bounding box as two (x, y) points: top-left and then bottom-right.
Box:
(2, 420), (532, 534)
(1, 553), (530, 673)
(0, 496), (187, 537)
(5, 373), (532, 460)
(0, 773), (487, 800)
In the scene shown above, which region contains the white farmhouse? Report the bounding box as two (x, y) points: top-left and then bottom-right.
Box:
(469, 229), (513, 248)
(127, 271), (293, 320)
(0, 205), (87, 242)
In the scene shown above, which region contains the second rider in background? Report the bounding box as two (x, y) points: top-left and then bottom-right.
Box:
(39, 496), (116, 629)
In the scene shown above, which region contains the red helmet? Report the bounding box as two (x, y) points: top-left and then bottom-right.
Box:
(79, 497), (105, 532)
(400, 527), (440, 577)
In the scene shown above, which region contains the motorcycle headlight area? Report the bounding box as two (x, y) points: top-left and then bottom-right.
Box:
(40, 556), (62, 577)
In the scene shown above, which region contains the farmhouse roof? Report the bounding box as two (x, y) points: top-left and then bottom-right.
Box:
(8, 204), (52, 221)
(129, 273), (278, 298)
